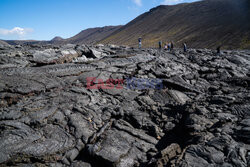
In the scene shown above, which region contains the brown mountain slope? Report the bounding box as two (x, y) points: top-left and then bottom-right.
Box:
(51, 36), (64, 42)
(65, 25), (122, 45)
(100, 0), (250, 49)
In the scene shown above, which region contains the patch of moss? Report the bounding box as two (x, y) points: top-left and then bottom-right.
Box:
(240, 36), (250, 49)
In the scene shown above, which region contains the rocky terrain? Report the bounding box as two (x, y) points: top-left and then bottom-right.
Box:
(0, 43), (249, 167)
(0, 41), (10, 47)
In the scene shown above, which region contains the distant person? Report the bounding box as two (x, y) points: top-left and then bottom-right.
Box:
(216, 45), (221, 55)
(183, 43), (187, 52)
(164, 43), (168, 50)
(170, 42), (174, 50)
(158, 41), (162, 49)
(168, 43), (171, 51)
(138, 37), (142, 49)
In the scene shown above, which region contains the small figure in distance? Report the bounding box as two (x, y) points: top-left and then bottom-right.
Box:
(164, 42), (168, 50)
(170, 42), (174, 51)
(158, 41), (162, 49)
(138, 37), (142, 49)
(168, 42), (171, 51)
(216, 45), (221, 56)
(183, 43), (187, 52)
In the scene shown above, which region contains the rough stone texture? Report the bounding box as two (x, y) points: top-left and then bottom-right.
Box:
(0, 44), (249, 166)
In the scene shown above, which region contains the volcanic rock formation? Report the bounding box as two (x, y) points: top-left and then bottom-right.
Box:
(0, 43), (249, 166)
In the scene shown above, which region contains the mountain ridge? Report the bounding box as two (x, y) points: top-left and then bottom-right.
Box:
(2, 0), (250, 49)
(65, 25), (122, 45)
(100, 0), (250, 49)
(2, 25), (122, 46)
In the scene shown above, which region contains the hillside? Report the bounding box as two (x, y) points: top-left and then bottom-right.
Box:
(100, 0), (250, 49)
(51, 36), (64, 42)
(64, 25), (122, 45)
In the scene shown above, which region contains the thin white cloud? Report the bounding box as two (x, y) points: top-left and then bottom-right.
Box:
(132, 0), (142, 6)
(161, 0), (186, 5)
(0, 27), (33, 37)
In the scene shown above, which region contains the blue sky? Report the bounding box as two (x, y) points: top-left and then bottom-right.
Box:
(0, 0), (199, 40)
